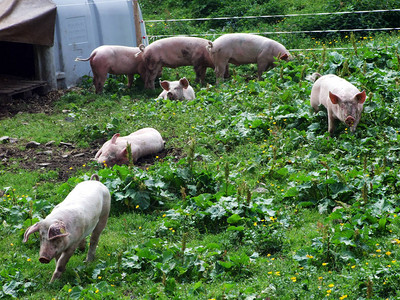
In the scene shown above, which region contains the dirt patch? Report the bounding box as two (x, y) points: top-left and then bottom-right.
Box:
(0, 139), (174, 181)
(0, 91), (182, 182)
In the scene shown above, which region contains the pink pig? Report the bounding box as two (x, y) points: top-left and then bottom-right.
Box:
(206, 33), (290, 83)
(75, 45), (147, 93)
(158, 77), (195, 100)
(23, 174), (110, 282)
(310, 73), (367, 134)
(137, 37), (215, 89)
(95, 127), (165, 167)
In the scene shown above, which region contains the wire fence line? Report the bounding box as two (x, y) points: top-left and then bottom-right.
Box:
(148, 27), (400, 40)
(144, 8), (400, 23)
(144, 8), (400, 52)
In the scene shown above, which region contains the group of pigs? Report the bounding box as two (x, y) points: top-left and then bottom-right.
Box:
(24, 33), (367, 283)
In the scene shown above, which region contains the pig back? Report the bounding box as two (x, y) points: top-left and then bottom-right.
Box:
(50, 180), (111, 237)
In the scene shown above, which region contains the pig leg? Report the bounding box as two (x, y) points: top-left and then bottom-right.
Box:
(50, 247), (76, 282)
(92, 72), (107, 94)
(327, 111), (336, 135)
(214, 62), (228, 84)
(194, 66), (207, 84)
(85, 216), (108, 262)
(127, 74), (134, 88)
(257, 62), (273, 80)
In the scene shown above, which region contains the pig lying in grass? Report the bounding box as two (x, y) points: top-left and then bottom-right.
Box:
(95, 128), (165, 167)
(310, 73), (367, 135)
(158, 77), (195, 100)
(23, 174), (110, 282)
(75, 45), (147, 93)
(206, 33), (290, 83)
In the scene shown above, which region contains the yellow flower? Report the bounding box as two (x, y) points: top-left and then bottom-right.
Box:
(27, 258), (31, 262)
(291, 277), (297, 282)
(328, 284), (334, 288)
(327, 289), (332, 294)
(10, 243), (14, 246)
(339, 295), (348, 300)
(139, 226), (142, 229)
(318, 276), (323, 280)
(322, 262), (328, 266)
(156, 156), (159, 159)
(95, 289), (99, 293)
(306, 254), (314, 259)
(253, 222), (257, 226)
(351, 265), (355, 269)
(275, 271), (280, 276)
(268, 271), (272, 274)
(376, 249), (382, 253)
(68, 289), (72, 293)
(98, 276), (102, 279)
(162, 214), (166, 217)
(136, 205), (139, 209)
(386, 251), (391, 256)
(69, 167), (73, 170)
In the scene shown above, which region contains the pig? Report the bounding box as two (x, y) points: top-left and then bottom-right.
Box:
(206, 33), (290, 83)
(75, 45), (148, 93)
(137, 37), (216, 89)
(158, 77), (195, 100)
(95, 127), (165, 167)
(23, 174), (111, 282)
(310, 73), (367, 134)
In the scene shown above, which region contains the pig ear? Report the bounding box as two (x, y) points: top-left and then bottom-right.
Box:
(95, 149), (102, 159)
(329, 91), (340, 104)
(179, 77), (189, 89)
(23, 222), (41, 243)
(48, 222), (69, 240)
(280, 53), (289, 60)
(355, 90), (366, 104)
(160, 80), (170, 91)
(111, 133), (120, 144)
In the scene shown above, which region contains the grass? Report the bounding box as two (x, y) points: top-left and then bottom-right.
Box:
(1, 33), (400, 299)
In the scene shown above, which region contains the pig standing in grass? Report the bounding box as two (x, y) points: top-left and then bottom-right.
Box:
(206, 33), (290, 83)
(75, 45), (147, 93)
(158, 77), (195, 100)
(95, 128), (165, 167)
(23, 174), (110, 282)
(137, 37), (215, 89)
(310, 73), (367, 135)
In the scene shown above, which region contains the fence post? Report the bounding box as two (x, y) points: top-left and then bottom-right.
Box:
(132, 0), (143, 46)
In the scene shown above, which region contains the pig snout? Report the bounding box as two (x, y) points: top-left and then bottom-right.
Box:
(39, 256), (51, 264)
(345, 116), (355, 127)
(167, 92), (177, 100)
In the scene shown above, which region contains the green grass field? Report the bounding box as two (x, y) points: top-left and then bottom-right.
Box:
(1, 24), (400, 300)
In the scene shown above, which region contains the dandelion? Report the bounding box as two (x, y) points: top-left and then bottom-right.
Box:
(318, 276), (323, 280)
(98, 276), (102, 279)
(327, 289), (332, 294)
(69, 167), (73, 170)
(27, 258), (31, 262)
(339, 295), (348, 300)
(291, 277), (297, 282)
(82, 164), (86, 167)
(306, 254), (314, 259)
(253, 222), (257, 226)
(267, 254), (271, 257)
(156, 156), (159, 159)
(351, 265), (356, 269)
(376, 249), (382, 253)
(136, 205), (139, 209)
(328, 284), (334, 288)
(386, 251), (391, 256)
(139, 226), (142, 230)
(10, 243), (14, 246)
(68, 289), (72, 293)
(162, 214), (166, 217)
(268, 271), (273, 274)
(322, 262), (328, 266)
(275, 271), (280, 276)
(95, 289), (99, 293)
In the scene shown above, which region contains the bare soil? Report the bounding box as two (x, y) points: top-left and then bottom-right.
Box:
(0, 91), (175, 182)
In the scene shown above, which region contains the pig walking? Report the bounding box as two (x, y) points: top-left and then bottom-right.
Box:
(137, 37), (215, 89)
(23, 174), (111, 282)
(310, 73), (366, 135)
(75, 45), (147, 93)
(95, 128), (165, 167)
(206, 33), (290, 83)
(158, 77), (195, 100)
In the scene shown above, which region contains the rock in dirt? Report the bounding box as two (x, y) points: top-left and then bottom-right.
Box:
(26, 141), (41, 148)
